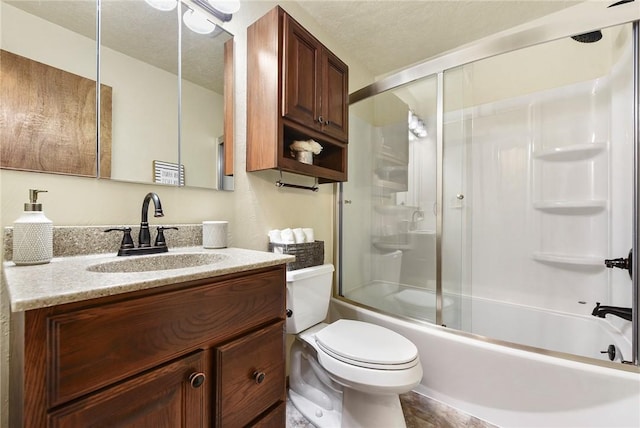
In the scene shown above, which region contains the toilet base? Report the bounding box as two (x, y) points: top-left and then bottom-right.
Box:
(342, 388), (407, 428)
(289, 388), (341, 428)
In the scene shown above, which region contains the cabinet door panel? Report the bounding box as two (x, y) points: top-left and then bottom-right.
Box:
(251, 401), (286, 427)
(48, 352), (207, 428)
(283, 15), (320, 130)
(48, 268), (284, 406)
(216, 321), (285, 427)
(322, 49), (349, 142)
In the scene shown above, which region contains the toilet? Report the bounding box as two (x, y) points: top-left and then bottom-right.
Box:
(286, 264), (423, 428)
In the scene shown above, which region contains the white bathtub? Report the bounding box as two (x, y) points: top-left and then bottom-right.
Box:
(345, 283), (631, 362)
(330, 296), (640, 427)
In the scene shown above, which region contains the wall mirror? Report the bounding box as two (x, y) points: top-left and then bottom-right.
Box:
(0, 0), (234, 190)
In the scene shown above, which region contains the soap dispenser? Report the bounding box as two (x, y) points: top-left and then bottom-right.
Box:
(13, 189), (53, 265)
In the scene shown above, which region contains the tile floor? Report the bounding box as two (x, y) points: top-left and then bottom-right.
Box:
(286, 391), (496, 428)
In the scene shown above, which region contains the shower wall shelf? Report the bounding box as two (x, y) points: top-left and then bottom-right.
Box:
(374, 152), (409, 193)
(532, 200), (607, 213)
(532, 252), (605, 267)
(372, 240), (413, 251)
(532, 142), (607, 161)
(373, 177), (408, 193)
(374, 205), (417, 215)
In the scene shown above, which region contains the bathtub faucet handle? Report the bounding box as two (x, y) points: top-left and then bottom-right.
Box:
(604, 249), (632, 278)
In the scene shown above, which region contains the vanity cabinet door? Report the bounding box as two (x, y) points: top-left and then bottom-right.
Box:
(320, 48), (349, 142)
(48, 351), (208, 427)
(283, 14), (321, 132)
(215, 321), (286, 427)
(283, 14), (349, 143)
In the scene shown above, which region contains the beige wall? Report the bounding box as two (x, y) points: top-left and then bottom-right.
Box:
(0, 1), (374, 425)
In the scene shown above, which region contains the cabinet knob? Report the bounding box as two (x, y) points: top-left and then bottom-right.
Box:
(189, 372), (206, 389)
(253, 371), (266, 384)
(317, 116), (325, 124)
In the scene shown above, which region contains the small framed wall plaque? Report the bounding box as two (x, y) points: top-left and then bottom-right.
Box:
(153, 160), (185, 186)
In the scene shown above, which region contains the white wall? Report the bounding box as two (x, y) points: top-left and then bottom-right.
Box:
(0, 1), (374, 425)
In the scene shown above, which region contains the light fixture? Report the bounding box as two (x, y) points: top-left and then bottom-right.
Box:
(183, 8), (216, 34)
(207, 0), (240, 14)
(144, 0), (178, 11)
(192, 0), (238, 22)
(408, 111), (428, 139)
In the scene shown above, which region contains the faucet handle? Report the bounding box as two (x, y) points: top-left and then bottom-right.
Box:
(104, 227), (135, 250)
(154, 226), (179, 247)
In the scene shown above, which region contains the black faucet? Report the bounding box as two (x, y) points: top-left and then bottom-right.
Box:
(104, 192), (177, 256)
(139, 192), (164, 247)
(591, 302), (632, 322)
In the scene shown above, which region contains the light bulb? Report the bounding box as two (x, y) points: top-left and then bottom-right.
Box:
(145, 0), (177, 11)
(183, 9), (216, 34)
(207, 0), (240, 14)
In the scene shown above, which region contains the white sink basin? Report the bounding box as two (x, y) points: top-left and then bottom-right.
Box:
(87, 252), (227, 273)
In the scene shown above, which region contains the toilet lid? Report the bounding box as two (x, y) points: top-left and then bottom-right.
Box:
(315, 319), (418, 370)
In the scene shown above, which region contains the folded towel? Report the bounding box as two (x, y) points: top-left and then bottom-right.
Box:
(302, 228), (314, 243)
(280, 228), (295, 244)
(292, 228), (306, 243)
(268, 229), (282, 244)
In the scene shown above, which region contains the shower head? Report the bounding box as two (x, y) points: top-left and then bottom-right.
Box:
(571, 30), (603, 43)
(570, 0), (635, 43)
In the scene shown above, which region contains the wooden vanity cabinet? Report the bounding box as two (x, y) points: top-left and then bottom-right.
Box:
(247, 6), (349, 182)
(12, 266), (287, 428)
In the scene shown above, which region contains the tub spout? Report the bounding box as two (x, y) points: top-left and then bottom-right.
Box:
(591, 302), (632, 322)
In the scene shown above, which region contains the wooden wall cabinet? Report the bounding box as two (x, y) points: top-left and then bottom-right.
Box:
(247, 6), (349, 182)
(11, 266), (287, 427)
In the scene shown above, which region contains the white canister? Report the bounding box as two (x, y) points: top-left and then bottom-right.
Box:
(203, 221), (228, 249)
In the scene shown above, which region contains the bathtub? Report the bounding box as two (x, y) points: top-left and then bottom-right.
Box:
(344, 283), (631, 362)
(330, 295), (640, 427)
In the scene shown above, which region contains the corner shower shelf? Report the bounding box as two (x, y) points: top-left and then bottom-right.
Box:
(373, 177), (408, 193)
(532, 142), (607, 161)
(374, 205), (417, 215)
(532, 252), (605, 267)
(372, 241), (413, 251)
(532, 200), (606, 213)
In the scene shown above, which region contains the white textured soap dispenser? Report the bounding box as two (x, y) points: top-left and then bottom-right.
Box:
(13, 189), (53, 266)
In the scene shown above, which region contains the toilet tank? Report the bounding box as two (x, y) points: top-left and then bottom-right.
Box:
(286, 264), (335, 334)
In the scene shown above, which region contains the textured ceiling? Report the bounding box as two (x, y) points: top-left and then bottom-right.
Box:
(295, 0), (583, 77)
(7, 0), (584, 88)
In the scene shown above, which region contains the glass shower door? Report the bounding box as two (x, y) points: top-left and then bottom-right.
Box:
(442, 23), (635, 360)
(341, 75), (444, 324)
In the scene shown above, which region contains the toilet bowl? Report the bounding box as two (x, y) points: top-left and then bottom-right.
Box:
(287, 264), (423, 428)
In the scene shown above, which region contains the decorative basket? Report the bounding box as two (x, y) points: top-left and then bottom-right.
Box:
(269, 240), (324, 271)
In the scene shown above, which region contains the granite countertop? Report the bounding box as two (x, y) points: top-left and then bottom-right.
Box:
(3, 247), (294, 312)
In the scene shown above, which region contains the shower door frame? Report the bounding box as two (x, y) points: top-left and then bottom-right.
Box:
(338, 2), (640, 369)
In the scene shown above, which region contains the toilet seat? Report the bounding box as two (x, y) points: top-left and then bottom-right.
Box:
(315, 319), (419, 370)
